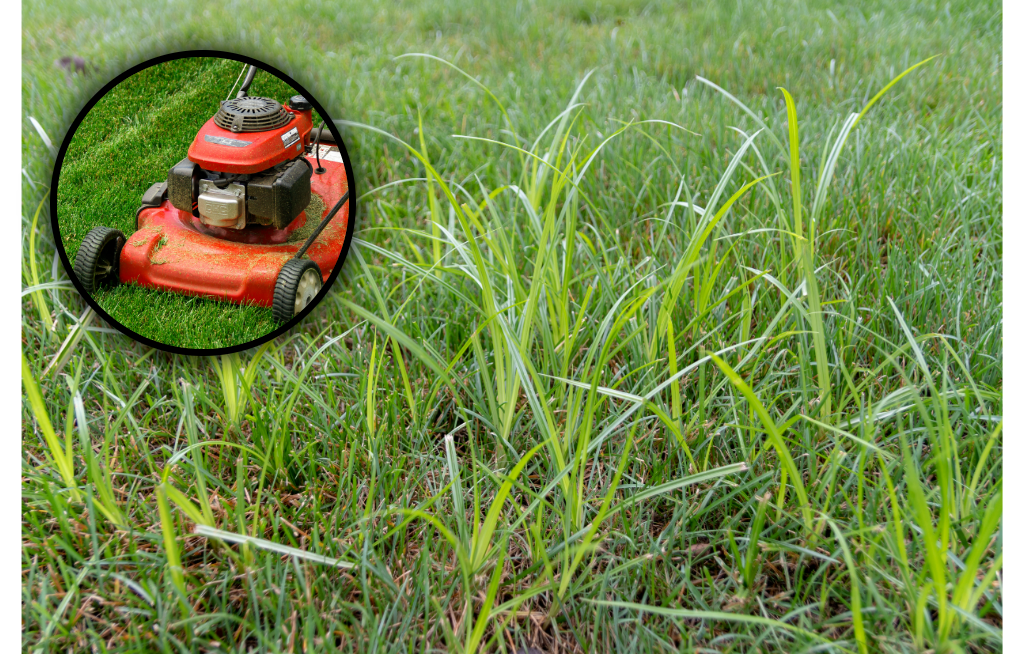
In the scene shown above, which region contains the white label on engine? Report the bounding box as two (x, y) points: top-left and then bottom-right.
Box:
(205, 134), (252, 147)
(316, 145), (345, 163)
(281, 127), (300, 148)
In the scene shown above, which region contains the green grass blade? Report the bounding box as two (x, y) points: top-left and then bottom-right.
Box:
(195, 524), (355, 569)
(23, 351), (78, 497)
(605, 462), (748, 520)
(587, 599), (845, 648)
(712, 354), (812, 529)
(829, 517), (868, 654)
(27, 192), (54, 336)
(779, 86), (832, 422)
(156, 483), (189, 615)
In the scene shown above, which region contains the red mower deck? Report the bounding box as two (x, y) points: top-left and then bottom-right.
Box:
(119, 156), (348, 308)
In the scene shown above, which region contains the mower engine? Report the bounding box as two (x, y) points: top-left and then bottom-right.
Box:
(167, 94), (315, 230)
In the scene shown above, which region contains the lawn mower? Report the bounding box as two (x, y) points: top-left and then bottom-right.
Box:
(72, 64), (351, 323)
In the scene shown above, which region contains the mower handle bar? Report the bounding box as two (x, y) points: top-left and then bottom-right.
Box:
(237, 65), (258, 98)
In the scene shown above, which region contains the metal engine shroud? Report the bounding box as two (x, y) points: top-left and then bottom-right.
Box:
(165, 94), (315, 229)
(168, 157), (313, 230)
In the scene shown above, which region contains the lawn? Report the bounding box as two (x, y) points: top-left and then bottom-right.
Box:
(22, 1), (1002, 652)
(55, 56), (325, 350)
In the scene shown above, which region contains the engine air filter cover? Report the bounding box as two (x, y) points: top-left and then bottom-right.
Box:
(214, 97), (292, 133)
(189, 101), (314, 174)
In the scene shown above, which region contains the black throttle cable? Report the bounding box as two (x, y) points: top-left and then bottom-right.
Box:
(293, 190), (349, 261)
(313, 120), (326, 175)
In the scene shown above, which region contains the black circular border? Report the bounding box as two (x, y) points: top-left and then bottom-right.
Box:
(49, 50), (357, 356)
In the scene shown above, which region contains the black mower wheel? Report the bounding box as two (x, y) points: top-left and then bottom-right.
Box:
(272, 259), (323, 323)
(73, 226), (125, 295)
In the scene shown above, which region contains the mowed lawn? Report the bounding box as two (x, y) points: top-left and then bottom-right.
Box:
(56, 57), (317, 350)
(23, 1), (1001, 653)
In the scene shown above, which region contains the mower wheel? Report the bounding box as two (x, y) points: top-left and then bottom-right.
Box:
(273, 259), (323, 322)
(73, 226), (125, 295)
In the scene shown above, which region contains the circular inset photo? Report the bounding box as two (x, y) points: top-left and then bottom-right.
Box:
(52, 52), (356, 353)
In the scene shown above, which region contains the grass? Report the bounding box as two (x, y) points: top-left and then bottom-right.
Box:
(23, 0), (1001, 652)
(55, 56), (321, 350)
